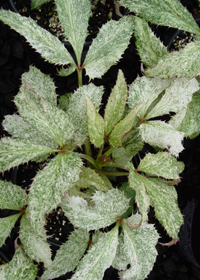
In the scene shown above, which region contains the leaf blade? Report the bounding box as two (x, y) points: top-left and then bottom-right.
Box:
(0, 214), (21, 247)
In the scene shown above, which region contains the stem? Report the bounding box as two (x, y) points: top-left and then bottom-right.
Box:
(97, 170), (113, 189)
(77, 67), (83, 86)
(101, 170), (129, 177)
(80, 153), (98, 169)
(101, 162), (130, 171)
(104, 146), (115, 157)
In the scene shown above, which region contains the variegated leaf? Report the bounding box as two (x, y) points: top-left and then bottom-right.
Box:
(76, 167), (111, 191)
(71, 225), (119, 280)
(0, 214), (21, 247)
(109, 103), (144, 147)
(0, 137), (57, 172)
(120, 222), (159, 280)
(120, 0), (200, 36)
(55, 0), (91, 65)
(104, 70), (128, 135)
(145, 41), (200, 78)
(85, 95), (105, 148)
(31, 0), (51, 9)
(138, 152), (184, 179)
(0, 246), (38, 280)
(128, 76), (171, 119)
(41, 229), (89, 280)
(28, 152), (82, 237)
(146, 78), (200, 119)
(14, 84), (74, 147)
(123, 129), (144, 157)
(0, 10), (74, 65)
(139, 121), (185, 156)
(84, 16), (134, 79)
(0, 180), (26, 210)
(20, 213), (52, 268)
(57, 65), (76, 77)
(112, 147), (132, 165)
(112, 233), (128, 271)
(62, 188), (130, 231)
(134, 17), (167, 67)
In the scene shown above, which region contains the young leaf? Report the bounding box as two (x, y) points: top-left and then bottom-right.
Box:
(71, 225), (119, 280)
(28, 152), (82, 237)
(134, 17), (168, 67)
(31, 0), (51, 9)
(145, 41), (200, 78)
(109, 103), (144, 147)
(57, 65), (76, 77)
(0, 246), (38, 280)
(0, 214), (21, 247)
(20, 213), (52, 268)
(120, 222), (159, 280)
(139, 121), (185, 156)
(85, 95), (105, 148)
(84, 16), (135, 79)
(104, 70), (128, 135)
(62, 188), (130, 231)
(14, 84), (74, 147)
(138, 152), (185, 179)
(123, 129), (144, 158)
(0, 137), (57, 172)
(146, 78), (200, 119)
(120, 0), (200, 36)
(41, 229), (89, 280)
(0, 10), (74, 65)
(55, 0), (91, 65)
(112, 147), (132, 165)
(0, 181), (26, 210)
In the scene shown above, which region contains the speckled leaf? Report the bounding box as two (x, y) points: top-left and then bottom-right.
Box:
(57, 65), (76, 77)
(120, 222), (159, 280)
(76, 167), (111, 191)
(14, 84), (74, 147)
(3, 115), (58, 148)
(85, 95), (105, 148)
(112, 233), (128, 271)
(109, 103), (144, 147)
(20, 213), (52, 268)
(28, 152), (82, 237)
(66, 84), (103, 143)
(138, 152), (184, 179)
(139, 121), (185, 156)
(104, 70), (128, 135)
(128, 76), (171, 119)
(71, 225), (119, 280)
(134, 17), (167, 67)
(120, 0), (200, 36)
(55, 0), (91, 65)
(0, 214), (21, 247)
(31, 0), (51, 9)
(41, 229), (89, 280)
(0, 180), (26, 210)
(84, 16), (134, 79)
(123, 129), (144, 157)
(146, 78), (200, 119)
(0, 137), (57, 172)
(62, 188), (129, 231)
(0, 10), (74, 65)
(145, 41), (200, 78)
(0, 246), (38, 280)
(112, 147), (132, 165)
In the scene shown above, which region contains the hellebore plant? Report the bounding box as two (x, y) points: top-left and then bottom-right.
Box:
(0, 0), (200, 279)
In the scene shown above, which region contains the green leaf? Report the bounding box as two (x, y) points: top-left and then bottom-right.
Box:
(112, 233), (129, 271)
(76, 167), (111, 191)
(55, 0), (91, 65)
(85, 95), (105, 148)
(0, 137), (57, 172)
(134, 17), (168, 67)
(112, 147), (132, 165)
(0, 246), (38, 280)
(14, 83), (74, 147)
(138, 152), (185, 179)
(139, 121), (185, 156)
(31, 0), (51, 9)
(128, 76), (171, 119)
(0, 214), (21, 247)
(145, 41), (200, 78)
(104, 70), (128, 135)
(41, 229), (89, 280)
(109, 103), (144, 147)
(71, 225), (119, 280)
(58, 92), (72, 112)
(123, 129), (144, 158)
(0, 10), (74, 65)
(62, 188), (130, 231)
(20, 213), (52, 268)
(28, 152), (82, 237)
(120, 0), (200, 36)
(84, 16), (134, 79)
(146, 78), (199, 119)
(57, 65), (76, 77)
(120, 222), (159, 280)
